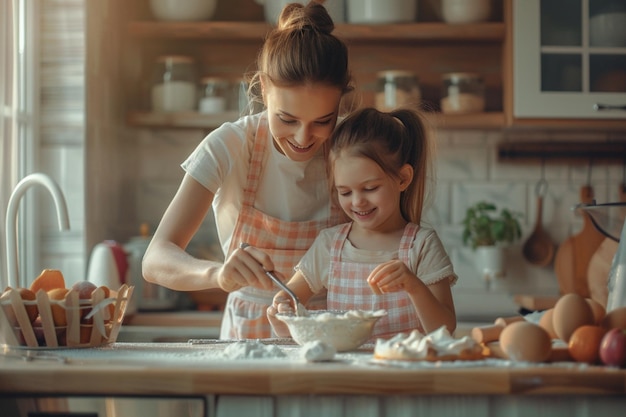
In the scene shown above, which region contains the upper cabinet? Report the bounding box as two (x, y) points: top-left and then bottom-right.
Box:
(512, 0), (626, 121)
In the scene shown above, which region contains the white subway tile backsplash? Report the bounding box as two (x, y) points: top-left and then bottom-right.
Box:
(451, 182), (527, 224)
(436, 145), (489, 181)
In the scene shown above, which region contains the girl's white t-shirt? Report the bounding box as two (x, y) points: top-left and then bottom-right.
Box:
(181, 112), (332, 256)
(296, 223), (458, 294)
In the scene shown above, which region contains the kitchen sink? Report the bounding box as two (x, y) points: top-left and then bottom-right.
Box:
(117, 310), (222, 342)
(117, 325), (220, 343)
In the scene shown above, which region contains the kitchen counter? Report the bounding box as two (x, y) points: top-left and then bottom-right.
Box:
(1, 341), (625, 417)
(1, 341), (625, 396)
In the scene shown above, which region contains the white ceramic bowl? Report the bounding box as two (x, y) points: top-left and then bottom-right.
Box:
(150, 0), (218, 21)
(590, 12), (626, 47)
(441, 0), (491, 24)
(256, 0), (345, 25)
(276, 309), (386, 352)
(347, 0), (417, 24)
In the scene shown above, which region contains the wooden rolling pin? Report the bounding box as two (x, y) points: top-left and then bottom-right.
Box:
(471, 316), (525, 344)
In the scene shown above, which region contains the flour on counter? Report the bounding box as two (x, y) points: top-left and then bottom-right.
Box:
(301, 340), (336, 362)
(222, 341), (287, 359)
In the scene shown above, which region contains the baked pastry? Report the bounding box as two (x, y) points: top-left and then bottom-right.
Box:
(374, 326), (484, 361)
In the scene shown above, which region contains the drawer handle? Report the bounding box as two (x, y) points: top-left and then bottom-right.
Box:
(593, 103), (626, 111)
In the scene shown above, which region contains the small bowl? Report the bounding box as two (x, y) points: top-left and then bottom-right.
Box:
(441, 0), (491, 24)
(590, 12), (626, 47)
(276, 309), (386, 352)
(150, 0), (218, 21)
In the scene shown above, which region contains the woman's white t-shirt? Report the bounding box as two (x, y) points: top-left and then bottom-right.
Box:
(296, 223), (458, 294)
(181, 112), (332, 256)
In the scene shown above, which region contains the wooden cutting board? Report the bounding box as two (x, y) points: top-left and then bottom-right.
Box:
(587, 184), (625, 307)
(554, 185), (605, 297)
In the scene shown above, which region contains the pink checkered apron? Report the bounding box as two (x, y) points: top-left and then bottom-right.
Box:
(220, 114), (342, 339)
(327, 222), (424, 339)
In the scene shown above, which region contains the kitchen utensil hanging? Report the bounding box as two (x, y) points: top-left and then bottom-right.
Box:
(522, 161), (555, 266)
(554, 162), (605, 296)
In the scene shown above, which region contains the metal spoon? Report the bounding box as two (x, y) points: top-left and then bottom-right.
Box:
(239, 242), (307, 316)
(265, 270), (308, 317)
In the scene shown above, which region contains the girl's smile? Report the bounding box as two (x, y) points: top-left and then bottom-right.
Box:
(334, 154), (408, 233)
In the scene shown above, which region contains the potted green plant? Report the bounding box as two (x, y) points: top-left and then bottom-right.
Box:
(462, 201), (522, 249)
(461, 201), (522, 284)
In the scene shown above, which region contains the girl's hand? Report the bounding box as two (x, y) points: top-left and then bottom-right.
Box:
(217, 243), (274, 292)
(367, 259), (423, 294)
(267, 291), (293, 337)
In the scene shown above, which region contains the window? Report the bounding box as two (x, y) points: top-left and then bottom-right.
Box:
(1, 0), (85, 289)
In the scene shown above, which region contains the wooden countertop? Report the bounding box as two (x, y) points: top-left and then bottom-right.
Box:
(0, 342), (625, 397)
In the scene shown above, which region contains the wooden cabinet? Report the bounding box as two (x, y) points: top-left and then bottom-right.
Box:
(511, 0), (626, 123)
(123, 3), (507, 130)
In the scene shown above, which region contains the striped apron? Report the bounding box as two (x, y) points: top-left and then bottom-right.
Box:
(220, 114), (341, 339)
(327, 222), (424, 339)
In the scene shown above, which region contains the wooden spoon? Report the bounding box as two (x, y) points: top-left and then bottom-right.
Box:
(523, 179), (554, 266)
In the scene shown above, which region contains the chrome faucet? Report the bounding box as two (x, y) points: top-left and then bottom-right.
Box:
(5, 173), (70, 289)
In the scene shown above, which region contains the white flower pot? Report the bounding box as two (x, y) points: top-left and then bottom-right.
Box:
(475, 246), (506, 283)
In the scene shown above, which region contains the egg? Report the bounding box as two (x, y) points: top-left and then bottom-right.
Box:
(538, 308), (557, 339)
(600, 306), (626, 330)
(552, 293), (594, 342)
(499, 321), (552, 363)
(585, 298), (606, 324)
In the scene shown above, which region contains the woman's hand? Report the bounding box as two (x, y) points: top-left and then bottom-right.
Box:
(217, 243), (275, 292)
(367, 259), (423, 294)
(267, 291), (293, 337)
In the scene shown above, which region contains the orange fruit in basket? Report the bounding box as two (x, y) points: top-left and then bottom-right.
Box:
(30, 269), (66, 294)
(568, 325), (607, 364)
(19, 288), (38, 323)
(0, 287), (39, 325)
(47, 287), (69, 326)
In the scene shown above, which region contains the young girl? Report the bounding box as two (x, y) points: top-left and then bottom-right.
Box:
(268, 107), (457, 338)
(142, 2), (353, 339)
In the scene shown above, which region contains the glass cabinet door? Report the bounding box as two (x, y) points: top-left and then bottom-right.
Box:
(513, 0), (626, 118)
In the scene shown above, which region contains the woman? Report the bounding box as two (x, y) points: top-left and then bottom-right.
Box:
(142, 1), (353, 339)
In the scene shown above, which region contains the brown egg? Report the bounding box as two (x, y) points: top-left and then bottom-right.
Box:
(538, 308), (558, 339)
(499, 321), (552, 363)
(47, 287), (69, 326)
(585, 298), (606, 325)
(80, 325), (92, 344)
(552, 293), (594, 342)
(600, 306), (626, 330)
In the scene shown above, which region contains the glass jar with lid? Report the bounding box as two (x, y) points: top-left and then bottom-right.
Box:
(198, 76), (229, 114)
(151, 55), (197, 112)
(440, 72), (486, 114)
(375, 70), (421, 111)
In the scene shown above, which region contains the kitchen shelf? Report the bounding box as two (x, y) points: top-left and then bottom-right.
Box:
(127, 21), (505, 43)
(127, 111), (506, 130)
(497, 141), (626, 162)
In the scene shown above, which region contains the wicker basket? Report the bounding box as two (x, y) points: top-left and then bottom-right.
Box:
(0, 284), (134, 348)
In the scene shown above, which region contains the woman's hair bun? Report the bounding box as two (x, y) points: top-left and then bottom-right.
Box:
(277, 1), (334, 34)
